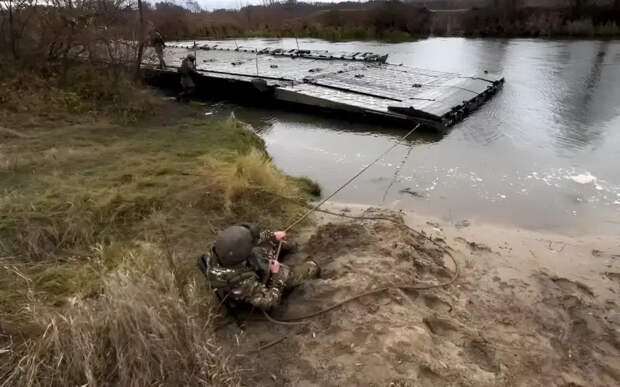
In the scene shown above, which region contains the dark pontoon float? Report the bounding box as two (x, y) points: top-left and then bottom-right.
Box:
(143, 42), (504, 132)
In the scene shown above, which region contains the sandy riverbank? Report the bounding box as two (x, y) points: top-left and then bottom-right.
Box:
(219, 202), (620, 386)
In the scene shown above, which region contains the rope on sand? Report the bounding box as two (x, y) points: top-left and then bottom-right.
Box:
(242, 205), (460, 354)
(263, 206), (459, 325)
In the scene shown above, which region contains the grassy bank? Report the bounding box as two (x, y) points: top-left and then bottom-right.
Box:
(0, 72), (317, 385)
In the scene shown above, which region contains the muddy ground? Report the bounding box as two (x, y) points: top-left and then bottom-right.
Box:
(218, 203), (620, 387)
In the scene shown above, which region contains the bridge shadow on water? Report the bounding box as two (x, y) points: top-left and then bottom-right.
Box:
(143, 69), (446, 146)
(230, 104), (445, 146)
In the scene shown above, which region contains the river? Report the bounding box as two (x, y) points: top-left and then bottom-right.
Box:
(198, 38), (620, 235)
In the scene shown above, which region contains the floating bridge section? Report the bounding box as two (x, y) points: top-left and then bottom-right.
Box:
(145, 42), (504, 131)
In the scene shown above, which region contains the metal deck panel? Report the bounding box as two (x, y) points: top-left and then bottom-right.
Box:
(147, 43), (504, 130)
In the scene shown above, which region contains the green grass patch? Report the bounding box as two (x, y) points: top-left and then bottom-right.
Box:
(0, 66), (161, 128)
(293, 176), (322, 198)
(0, 94), (319, 384)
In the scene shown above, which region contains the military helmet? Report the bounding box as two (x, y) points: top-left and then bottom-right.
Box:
(214, 225), (253, 266)
(187, 53), (196, 61)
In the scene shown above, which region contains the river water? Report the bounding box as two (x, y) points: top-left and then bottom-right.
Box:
(200, 38), (620, 235)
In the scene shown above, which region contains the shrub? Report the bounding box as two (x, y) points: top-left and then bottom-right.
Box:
(596, 21), (620, 36)
(564, 18), (596, 36)
(0, 67), (161, 127)
(209, 148), (296, 208)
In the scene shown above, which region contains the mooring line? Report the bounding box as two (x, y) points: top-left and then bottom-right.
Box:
(256, 122), (462, 329)
(381, 143), (415, 204)
(283, 123), (420, 234)
(266, 123), (419, 294)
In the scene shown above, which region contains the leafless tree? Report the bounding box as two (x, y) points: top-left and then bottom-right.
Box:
(0, 0), (39, 60)
(184, 0), (201, 13)
(136, 0), (145, 79)
(0, 0), (150, 79)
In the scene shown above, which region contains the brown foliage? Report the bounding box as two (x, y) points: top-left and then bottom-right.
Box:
(140, 1), (619, 40)
(1, 243), (240, 386)
(0, 66), (160, 127)
(0, 0), (155, 86)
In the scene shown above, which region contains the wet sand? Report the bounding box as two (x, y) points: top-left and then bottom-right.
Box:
(220, 202), (620, 386)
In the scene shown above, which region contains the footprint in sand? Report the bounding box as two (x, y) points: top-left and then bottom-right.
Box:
(464, 338), (499, 373)
(416, 365), (443, 387)
(401, 290), (453, 313)
(422, 314), (460, 340)
(604, 272), (620, 285)
(421, 294), (453, 313)
(550, 276), (594, 297)
(455, 237), (493, 254)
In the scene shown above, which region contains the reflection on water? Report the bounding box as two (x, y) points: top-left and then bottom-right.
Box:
(236, 108), (443, 145)
(204, 38), (620, 235)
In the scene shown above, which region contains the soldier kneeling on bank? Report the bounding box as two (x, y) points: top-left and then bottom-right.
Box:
(199, 223), (320, 311)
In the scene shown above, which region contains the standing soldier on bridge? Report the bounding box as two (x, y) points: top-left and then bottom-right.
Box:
(150, 30), (166, 69)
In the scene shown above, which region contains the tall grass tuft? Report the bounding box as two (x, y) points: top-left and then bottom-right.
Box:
(1, 242), (240, 387)
(209, 149), (297, 208)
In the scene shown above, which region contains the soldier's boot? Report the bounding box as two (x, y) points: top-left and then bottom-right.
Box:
(284, 260), (320, 288)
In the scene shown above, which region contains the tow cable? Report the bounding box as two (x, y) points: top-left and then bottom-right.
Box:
(203, 122), (461, 354)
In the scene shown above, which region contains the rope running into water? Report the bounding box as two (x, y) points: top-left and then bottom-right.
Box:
(257, 124), (457, 325)
(283, 123), (420, 234)
(260, 124), (421, 326)
(260, 123), (421, 322)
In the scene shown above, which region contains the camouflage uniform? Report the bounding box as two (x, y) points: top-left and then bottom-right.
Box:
(177, 54), (197, 102)
(150, 31), (166, 69)
(202, 229), (319, 311)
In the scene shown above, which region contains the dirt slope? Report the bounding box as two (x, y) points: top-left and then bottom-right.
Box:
(218, 204), (620, 387)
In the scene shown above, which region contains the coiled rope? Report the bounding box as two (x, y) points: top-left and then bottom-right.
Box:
(262, 204), (459, 325)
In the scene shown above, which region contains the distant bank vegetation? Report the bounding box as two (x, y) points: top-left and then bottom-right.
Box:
(146, 0), (620, 40)
(1, 2), (618, 68)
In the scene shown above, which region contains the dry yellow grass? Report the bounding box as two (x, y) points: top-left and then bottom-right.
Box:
(0, 92), (319, 385)
(209, 149), (296, 209)
(2, 243), (239, 387)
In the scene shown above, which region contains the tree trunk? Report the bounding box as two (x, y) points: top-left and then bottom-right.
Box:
(135, 0), (145, 81)
(8, 0), (18, 59)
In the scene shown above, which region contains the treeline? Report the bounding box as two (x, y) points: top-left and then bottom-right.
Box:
(145, 0), (620, 41)
(2, 0), (619, 69)
(149, 1), (433, 41)
(0, 0), (146, 68)
(0, 0), (160, 123)
(452, 0), (620, 37)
